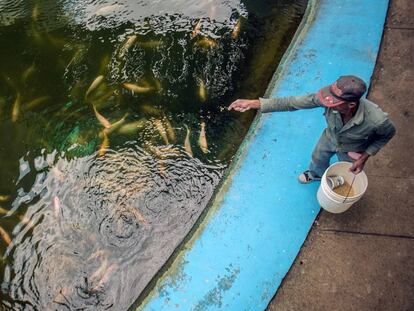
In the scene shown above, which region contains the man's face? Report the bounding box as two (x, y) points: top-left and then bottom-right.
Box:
(333, 101), (356, 114)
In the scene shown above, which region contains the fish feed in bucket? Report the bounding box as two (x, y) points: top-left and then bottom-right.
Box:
(317, 161), (368, 213)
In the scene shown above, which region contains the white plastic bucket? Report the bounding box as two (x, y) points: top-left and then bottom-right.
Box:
(317, 161), (368, 213)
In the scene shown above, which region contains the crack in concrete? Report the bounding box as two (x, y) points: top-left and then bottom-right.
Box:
(365, 174), (414, 180)
(385, 26), (414, 30)
(319, 229), (414, 240)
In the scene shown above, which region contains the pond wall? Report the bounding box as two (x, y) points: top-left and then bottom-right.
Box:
(136, 0), (389, 309)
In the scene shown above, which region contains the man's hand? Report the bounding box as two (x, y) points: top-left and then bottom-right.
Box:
(228, 99), (261, 112)
(349, 152), (370, 174)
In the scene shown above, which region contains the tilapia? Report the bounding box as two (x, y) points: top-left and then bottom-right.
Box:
(117, 119), (147, 135)
(11, 94), (21, 122)
(139, 40), (163, 48)
(118, 35), (138, 58)
(22, 63), (36, 85)
(99, 54), (111, 75)
(90, 258), (109, 283)
(85, 75), (104, 99)
(122, 82), (153, 94)
(191, 19), (202, 38)
(198, 121), (209, 153)
(153, 119), (169, 145)
(130, 207), (149, 226)
(232, 19), (242, 39)
(184, 125), (193, 157)
(194, 37), (218, 49)
(88, 249), (109, 261)
(198, 79), (207, 102)
(0, 225), (11, 245)
(25, 96), (50, 111)
(94, 4), (121, 16)
(164, 118), (177, 143)
(103, 114), (128, 135)
(92, 104), (111, 129)
(32, 4), (40, 22)
(0, 206), (9, 215)
(53, 196), (61, 219)
(140, 104), (162, 115)
(0, 195), (11, 202)
(91, 263), (117, 293)
(98, 130), (109, 156)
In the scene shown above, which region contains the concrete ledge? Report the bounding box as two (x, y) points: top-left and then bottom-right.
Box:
(136, 1), (389, 310)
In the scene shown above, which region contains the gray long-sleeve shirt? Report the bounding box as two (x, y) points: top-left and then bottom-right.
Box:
(259, 94), (396, 155)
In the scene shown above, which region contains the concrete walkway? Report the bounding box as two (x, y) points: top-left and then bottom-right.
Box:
(267, 1), (414, 310)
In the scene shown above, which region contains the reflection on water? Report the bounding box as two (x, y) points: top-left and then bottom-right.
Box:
(0, 0), (306, 309)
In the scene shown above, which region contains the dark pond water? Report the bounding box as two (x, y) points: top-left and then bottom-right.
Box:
(0, 0), (306, 309)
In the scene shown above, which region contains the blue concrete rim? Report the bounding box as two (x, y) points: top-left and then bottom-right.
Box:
(135, 1), (389, 310)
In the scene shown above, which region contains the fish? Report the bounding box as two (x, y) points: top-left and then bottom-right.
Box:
(0, 195), (11, 202)
(85, 75), (104, 99)
(118, 35), (138, 58)
(53, 196), (61, 219)
(98, 130), (109, 156)
(94, 4), (121, 16)
(32, 4), (40, 22)
(29, 25), (44, 46)
(139, 103), (162, 115)
(194, 37), (218, 49)
(117, 119), (147, 135)
(22, 63), (36, 85)
(11, 94), (21, 122)
(232, 19), (242, 39)
(164, 118), (177, 143)
(198, 121), (209, 153)
(90, 258), (108, 283)
(0, 206), (9, 215)
(88, 249), (109, 261)
(153, 78), (162, 92)
(65, 46), (86, 71)
(191, 19), (202, 38)
(153, 119), (169, 145)
(25, 96), (50, 111)
(92, 104), (111, 129)
(122, 82), (153, 94)
(146, 144), (179, 160)
(0, 225), (11, 245)
(130, 207), (149, 226)
(198, 79), (207, 102)
(18, 215), (37, 232)
(184, 125), (193, 157)
(139, 40), (163, 48)
(103, 114), (128, 135)
(91, 263), (117, 293)
(99, 54), (111, 75)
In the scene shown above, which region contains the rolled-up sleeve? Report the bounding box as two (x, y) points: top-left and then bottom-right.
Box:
(259, 94), (322, 113)
(365, 119), (396, 156)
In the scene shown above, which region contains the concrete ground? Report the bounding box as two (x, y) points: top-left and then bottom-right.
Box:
(267, 1), (414, 310)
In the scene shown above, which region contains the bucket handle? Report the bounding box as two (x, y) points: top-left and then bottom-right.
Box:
(342, 174), (356, 203)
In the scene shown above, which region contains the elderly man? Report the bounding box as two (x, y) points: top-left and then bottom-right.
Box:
(228, 75), (396, 183)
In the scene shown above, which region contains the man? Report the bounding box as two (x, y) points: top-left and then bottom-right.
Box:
(228, 75), (396, 183)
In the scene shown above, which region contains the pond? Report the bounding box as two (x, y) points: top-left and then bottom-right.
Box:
(0, 0), (306, 309)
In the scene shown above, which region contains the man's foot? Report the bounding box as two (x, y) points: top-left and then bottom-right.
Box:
(298, 170), (321, 184)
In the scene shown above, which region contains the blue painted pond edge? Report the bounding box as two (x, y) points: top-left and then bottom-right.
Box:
(135, 0), (389, 310)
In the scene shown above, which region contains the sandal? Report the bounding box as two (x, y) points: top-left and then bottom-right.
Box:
(298, 170), (321, 184)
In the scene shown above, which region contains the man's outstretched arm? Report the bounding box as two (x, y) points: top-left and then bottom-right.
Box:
(228, 94), (322, 113)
